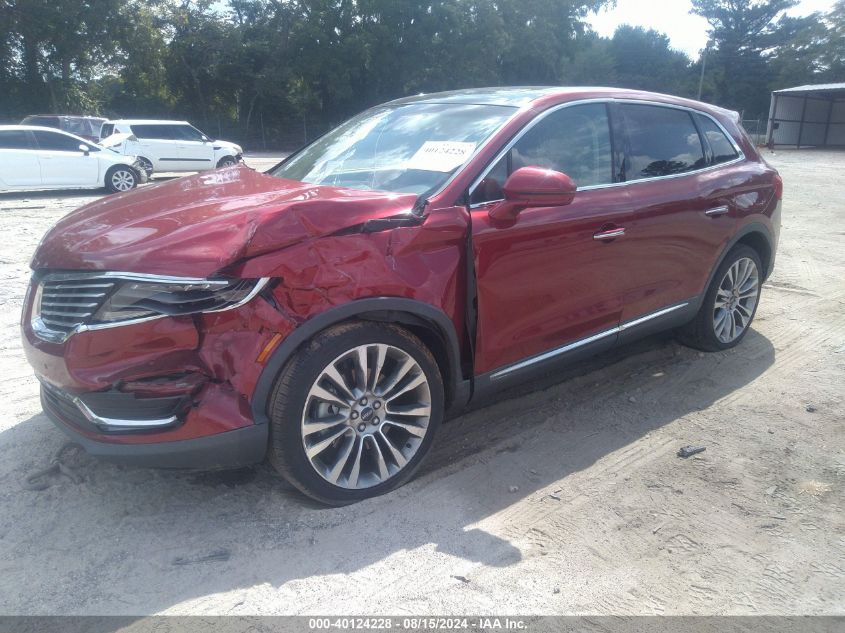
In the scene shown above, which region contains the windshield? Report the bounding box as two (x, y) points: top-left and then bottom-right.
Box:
(270, 103), (515, 195)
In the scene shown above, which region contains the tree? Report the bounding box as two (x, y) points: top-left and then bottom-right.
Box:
(691, 0), (799, 117)
(609, 26), (694, 95)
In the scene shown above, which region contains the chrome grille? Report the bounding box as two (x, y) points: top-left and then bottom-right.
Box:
(36, 277), (116, 335)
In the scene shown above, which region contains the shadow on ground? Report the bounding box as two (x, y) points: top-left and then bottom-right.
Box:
(0, 330), (775, 615)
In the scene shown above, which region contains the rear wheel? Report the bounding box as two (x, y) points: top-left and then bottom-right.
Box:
(678, 244), (762, 351)
(267, 322), (443, 505)
(105, 165), (137, 193)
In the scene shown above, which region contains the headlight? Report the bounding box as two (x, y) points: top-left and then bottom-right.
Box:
(92, 277), (269, 324)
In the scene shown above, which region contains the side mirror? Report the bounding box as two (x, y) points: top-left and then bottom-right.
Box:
(201, 135), (210, 143)
(78, 143), (90, 156)
(489, 167), (577, 221)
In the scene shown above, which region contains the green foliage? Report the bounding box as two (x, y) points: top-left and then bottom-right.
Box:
(0, 0), (842, 146)
(691, 0), (843, 119)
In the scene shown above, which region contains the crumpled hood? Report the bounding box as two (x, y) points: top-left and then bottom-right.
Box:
(31, 165), (418, 277)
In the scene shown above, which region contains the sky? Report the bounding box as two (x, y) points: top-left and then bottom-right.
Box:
(586, 0), (837, 59)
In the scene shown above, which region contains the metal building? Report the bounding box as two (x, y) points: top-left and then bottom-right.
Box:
(766, 83), (845, 148)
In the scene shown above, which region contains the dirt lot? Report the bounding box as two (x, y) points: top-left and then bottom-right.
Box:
(0, 151), (842, 616)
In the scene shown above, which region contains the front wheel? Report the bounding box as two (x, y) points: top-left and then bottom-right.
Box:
(105, 165), (138, 193)
(217, 156), (238, 168)
(678, 244), (763, 351)
(267, 322), (443, 505)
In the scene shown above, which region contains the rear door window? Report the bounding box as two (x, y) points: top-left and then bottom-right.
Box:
(620, 104), (706, 179)
(131, 124), (176, 140)
(0, 130), (35, 149)
(32, 130), (84, 152)
(171, 125), (205, 141)
(694, 114), (740, 165)
(100, 123), (114, 138)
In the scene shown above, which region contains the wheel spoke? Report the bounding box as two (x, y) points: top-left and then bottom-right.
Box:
(305, 426), (350, 459)
(370, 436), (390, 480)
(355, 346), (369, 393)
(371, 344), (387, 392)
(302, 414), (346, 435)
(735, 304), (751, 327)
(384, 372), (426, 402)
(323, 363), (356, 402)
(326, 434), (356, 483)
(309, 383), (350, 410)
(385, 402), (431, 417)
(379, 431), (408, 468)
(743, 259), (755, 287)
(348, 437), (364, 488)
(734, 264), (744, 289)
(384, 418), (427, 438)
(714, 308), (729, 340)
(376, 357), (414, 397)
(739, 273), (758, 292)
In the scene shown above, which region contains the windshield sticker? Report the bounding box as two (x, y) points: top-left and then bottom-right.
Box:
(406, 141), (477, 172)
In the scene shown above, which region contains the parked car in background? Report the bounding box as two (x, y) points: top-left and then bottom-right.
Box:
(0, 125), (146, 193)
(19, 115), (106, 144)
(99, 120), (243, 176)
(22, 88), (781, 505)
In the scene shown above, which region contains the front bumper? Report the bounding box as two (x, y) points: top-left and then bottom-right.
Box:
(43, 385), (267, 469)
(21, 271), (297, 470)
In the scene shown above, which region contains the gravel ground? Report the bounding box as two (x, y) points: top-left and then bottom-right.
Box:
(0, 151), (842, 616)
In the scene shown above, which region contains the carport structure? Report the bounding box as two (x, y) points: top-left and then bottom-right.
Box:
(766, 83), (845, 148)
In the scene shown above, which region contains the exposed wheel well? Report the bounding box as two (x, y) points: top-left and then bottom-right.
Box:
(736, 231), (772, 279)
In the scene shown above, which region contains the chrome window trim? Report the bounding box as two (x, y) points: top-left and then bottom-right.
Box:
(489, 300), (690, 380)
(467, 98), (746, 210)
(31, 271), (270, 344)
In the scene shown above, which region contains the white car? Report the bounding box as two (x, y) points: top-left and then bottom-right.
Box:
(99, 120), (243, 176)
(0, 125), (145, 193)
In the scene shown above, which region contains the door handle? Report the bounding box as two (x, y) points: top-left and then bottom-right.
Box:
(593, 227), (626, 241)
(705, 205), (730, 217)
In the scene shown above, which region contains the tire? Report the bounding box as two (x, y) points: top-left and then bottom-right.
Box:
(105, 165), (138, 193)
(678, 244), (763, 352)
(137, 157), (154, 178)
(267, 321), (444, 505)
(217, 156), (238, 169)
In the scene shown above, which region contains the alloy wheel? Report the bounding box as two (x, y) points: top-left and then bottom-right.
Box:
(713, 257), (759, 344)
(111, 169), (135, 191)
(301, 343), (432, 489)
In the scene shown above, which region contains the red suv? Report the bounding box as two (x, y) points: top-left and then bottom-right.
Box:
(21, 88), (781, 504)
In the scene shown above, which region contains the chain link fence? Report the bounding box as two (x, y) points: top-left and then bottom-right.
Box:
(741, 118), (767, 146)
